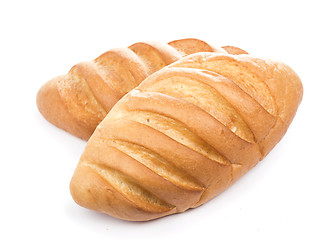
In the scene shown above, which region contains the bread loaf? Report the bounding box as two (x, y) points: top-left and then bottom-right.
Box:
(36, 38), (246, 140)
(70, 52), (303, 221)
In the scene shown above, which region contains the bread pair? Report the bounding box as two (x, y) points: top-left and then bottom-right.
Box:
(37, 39), (303, 221)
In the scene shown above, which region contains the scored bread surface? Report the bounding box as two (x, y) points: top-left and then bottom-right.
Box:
(37, 39), (242, 140)
(70, 52), (303, 221)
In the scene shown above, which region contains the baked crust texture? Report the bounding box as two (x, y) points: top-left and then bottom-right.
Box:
(37, 39), (240, 140)
(70, 52), (303, 221)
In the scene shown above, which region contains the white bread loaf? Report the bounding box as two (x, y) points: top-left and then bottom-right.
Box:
(70, 52), (303, 221)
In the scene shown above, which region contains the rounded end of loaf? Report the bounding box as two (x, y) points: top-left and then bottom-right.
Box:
(257, 61), (303, 157)
(36, 78), (93, 140)
(70, 159), (176, 221)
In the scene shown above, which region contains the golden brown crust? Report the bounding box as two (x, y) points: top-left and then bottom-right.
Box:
(37, 39), (240, 140)
(70, 52), (303, 221)
(36, 77), (94, 140)
(222, 46), (249, 55)
(168, 38), (227, 55)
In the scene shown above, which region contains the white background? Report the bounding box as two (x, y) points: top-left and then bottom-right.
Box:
(1, 0), (327, 239)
